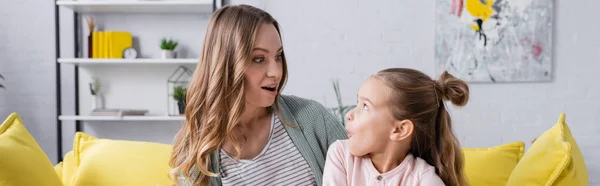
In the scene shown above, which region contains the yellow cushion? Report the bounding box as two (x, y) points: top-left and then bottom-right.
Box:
(67, 132), (174, 186)
(58, 151), (77, 185)
(0, 113), (62, 186)
(462, 141), (525, 186)
(507, 113), (589, 186)
(54, 162), (64, 181)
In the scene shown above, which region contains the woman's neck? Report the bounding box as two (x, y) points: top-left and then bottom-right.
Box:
(369, 144), (409, 173)
(239, 104), (271, 127)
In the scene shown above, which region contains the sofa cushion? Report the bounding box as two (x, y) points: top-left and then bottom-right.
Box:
(57, 151), (77, 185)
(463, 141), (525, 186)
(0, 113), (62, 186)
(66, 132), (174, 186)
(54, 162), (63, 181)
(507, 113), (588, 186)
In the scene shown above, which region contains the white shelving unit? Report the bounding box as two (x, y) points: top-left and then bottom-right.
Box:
(59, 115), (185, 121)
(58, 58), (198, 66)
(56, 0), (214, 13)
(56, 0), (218, 122)
(55, 0), (221, 160)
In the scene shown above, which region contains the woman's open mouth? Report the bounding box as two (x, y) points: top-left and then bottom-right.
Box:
(261, 85), (278, 96)
(261, 86), (276, 92)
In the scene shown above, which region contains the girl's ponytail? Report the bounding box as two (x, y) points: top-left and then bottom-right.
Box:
(432, 71), (469, 186)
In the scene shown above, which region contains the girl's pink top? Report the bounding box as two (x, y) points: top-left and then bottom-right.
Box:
(323, 140), (445, 186)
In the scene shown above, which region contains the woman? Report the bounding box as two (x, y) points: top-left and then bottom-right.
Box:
(169, 4), (347, 186)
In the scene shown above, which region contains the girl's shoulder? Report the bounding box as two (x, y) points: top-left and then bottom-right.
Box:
(326, 139), (354, 162)
(410, 155), (443, 185)
(327, 139), (349, 153)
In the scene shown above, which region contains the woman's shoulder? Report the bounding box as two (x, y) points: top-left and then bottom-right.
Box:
(278, 94), (332, 117)
(277, 94), (347, 143)
(279, 94), (326, 109)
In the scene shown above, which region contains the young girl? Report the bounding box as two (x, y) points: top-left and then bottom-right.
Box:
(323, 68), (469, 186)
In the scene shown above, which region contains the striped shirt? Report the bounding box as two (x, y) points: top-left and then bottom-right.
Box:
(219, 112), (316, 186)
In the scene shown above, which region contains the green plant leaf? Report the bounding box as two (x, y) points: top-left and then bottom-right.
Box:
(173, 86), (187, 101)
(161, 38), (178, 50)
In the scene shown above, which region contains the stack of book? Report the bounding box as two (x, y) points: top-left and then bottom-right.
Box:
(90, 108), (148, 116)
(91, 31), (133, 58)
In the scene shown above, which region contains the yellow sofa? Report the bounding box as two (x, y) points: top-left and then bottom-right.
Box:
(0, 112), (589, 186)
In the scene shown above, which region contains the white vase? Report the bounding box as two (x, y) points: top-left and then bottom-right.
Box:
(92, 94), (105, 110)
(161, 50), (176, 59)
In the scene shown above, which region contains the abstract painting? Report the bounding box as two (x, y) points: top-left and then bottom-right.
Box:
(435, 0), (554, 82)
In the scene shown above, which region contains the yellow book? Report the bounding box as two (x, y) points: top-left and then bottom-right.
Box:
(92, 32), (99, 58)
(104, 32), (110, 58)
(112, 32), (132, 58)
(105, 32), (111, 58)
(98, 32), (104, 58)
(107, 32), (114, 58)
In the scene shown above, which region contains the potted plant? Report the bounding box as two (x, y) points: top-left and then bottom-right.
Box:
(160, 38), (178, 59)
(89, 77), (104, 110)
(173, 86), (187, 115)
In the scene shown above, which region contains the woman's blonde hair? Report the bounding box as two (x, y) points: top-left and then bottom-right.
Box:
(169, 5), (288, 185)
(373, 68), (469, 186)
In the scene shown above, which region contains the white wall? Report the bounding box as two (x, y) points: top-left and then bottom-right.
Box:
(0, 0), (58, 164)
(231, 0), (600, 184)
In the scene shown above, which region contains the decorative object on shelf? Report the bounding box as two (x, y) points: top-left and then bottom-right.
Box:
(92, 31), (133, 59)
(160, 38), (178, 59)
(434, 0), (554, 83)
(89, 108), (148, 116)
(172, 86), (187, 114)
(86, 16), (95, 58)
(329, 79), (355, 125)
(123, 47), (138, 59)
(167, 66), (193, 115)
(89, 77), (105, 110)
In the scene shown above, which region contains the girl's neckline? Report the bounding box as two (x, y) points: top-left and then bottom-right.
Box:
(365, 153), (413, 179)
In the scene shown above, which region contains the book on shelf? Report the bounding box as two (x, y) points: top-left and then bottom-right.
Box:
(89, 108), (148, 116)
(92, 31), (132, 59)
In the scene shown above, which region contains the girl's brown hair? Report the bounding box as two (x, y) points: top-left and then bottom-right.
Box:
(169, 5), (287, 186)
(373, 68), (469, 186)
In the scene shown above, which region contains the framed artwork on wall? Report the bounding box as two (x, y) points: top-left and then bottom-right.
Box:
(435, 0), (554, 83)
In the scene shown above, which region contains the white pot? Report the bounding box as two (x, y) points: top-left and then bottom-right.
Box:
(92, 94), (105, 110)
(161, 50), (176, 59)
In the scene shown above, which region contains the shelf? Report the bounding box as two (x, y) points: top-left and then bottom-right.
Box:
(59, 115), (185, 121)
(58, 58), (198, 66)
(56, 0), (214, 13)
